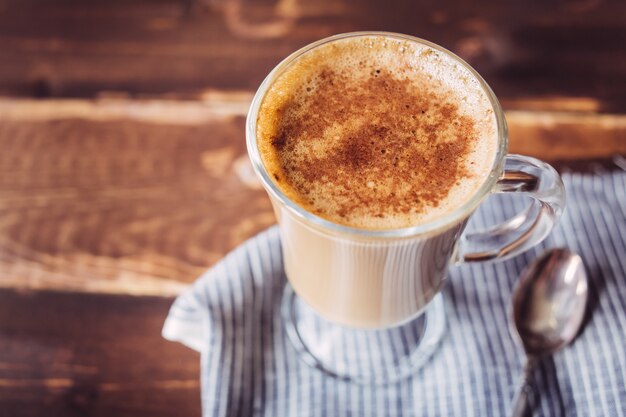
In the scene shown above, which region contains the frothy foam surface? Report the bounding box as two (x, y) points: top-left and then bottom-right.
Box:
(257, 35), (498, 229)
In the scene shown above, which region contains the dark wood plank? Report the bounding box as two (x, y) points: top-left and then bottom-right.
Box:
(506, 111), (626, 160)
(0, 0), (625, 111)
(0, 98), (624, 294)
(0, 101), (275, 294)
(0, 289), (200, 417)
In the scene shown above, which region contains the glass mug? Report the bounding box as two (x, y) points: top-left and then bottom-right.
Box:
(246, 32), (565, 384)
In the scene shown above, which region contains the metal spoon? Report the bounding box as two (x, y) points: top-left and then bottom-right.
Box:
(510, 248), (588, 417)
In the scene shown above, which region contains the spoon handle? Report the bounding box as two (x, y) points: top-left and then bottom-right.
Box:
(511, 357), (538, 417)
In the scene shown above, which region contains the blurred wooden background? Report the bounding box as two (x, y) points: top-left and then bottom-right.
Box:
(0, 0), (625, 415)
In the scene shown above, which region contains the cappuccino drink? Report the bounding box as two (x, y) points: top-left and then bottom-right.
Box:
(255, 34), (499, 328)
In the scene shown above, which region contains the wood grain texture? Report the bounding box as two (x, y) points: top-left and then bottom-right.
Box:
(506, 111), (626, 159)
(0, 0), (625, 111)
(0, 289), (200, 417)
(0, 99), (275, 295)
(0, 98), (624, 295)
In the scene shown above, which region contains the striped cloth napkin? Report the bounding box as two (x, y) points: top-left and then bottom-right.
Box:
(163, 171), (626, 417)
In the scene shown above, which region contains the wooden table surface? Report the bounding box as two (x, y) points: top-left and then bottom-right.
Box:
(1, 1), (625, 415)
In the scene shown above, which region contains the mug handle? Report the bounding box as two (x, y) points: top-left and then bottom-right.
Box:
(454, 154), (565, 263)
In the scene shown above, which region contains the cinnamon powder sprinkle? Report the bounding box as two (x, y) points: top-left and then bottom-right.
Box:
(259, 55), (483, 228)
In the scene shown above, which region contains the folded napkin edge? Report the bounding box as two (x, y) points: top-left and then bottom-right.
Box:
(162, 314), (206, 353)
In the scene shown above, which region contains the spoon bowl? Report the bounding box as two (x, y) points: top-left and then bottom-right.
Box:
(512, 248), (588, 357)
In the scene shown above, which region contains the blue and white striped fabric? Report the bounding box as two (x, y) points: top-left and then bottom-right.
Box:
(163, 171), (626, 417)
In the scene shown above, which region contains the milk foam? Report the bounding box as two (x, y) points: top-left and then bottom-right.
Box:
(257, 35), (498, 229)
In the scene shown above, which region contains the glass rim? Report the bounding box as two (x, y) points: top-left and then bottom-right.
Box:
(246, 31), (508, 238)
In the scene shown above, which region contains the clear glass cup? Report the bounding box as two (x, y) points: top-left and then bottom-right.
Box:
(246, 32), (565, 384)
